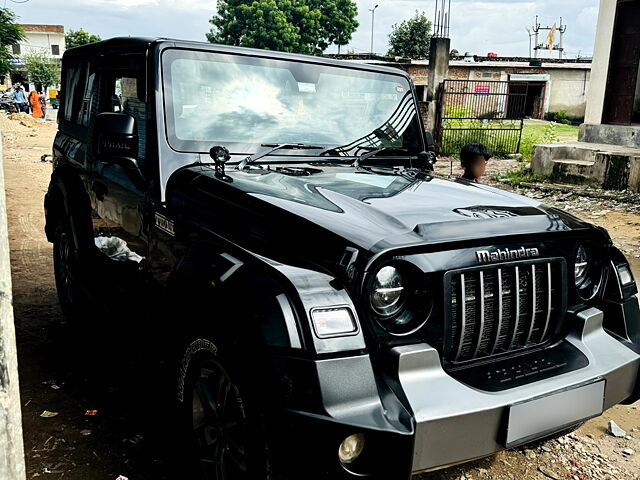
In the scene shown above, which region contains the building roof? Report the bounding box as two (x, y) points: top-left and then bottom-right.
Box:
(20, 24), (64, 34)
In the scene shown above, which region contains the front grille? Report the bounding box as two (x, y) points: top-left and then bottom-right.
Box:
(445, 259), (565, 364)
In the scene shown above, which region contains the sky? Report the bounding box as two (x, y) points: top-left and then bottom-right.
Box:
(5, 0), (600, 59)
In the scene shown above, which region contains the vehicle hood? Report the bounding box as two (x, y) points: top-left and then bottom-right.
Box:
(168, 164), (594, 255)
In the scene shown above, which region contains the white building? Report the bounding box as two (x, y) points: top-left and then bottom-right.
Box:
(7, 24), (65, 89)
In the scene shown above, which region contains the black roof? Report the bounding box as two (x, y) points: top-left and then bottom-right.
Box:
(63, 37), (409, 77)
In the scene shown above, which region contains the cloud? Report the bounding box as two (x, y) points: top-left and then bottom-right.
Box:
(10, 0), (599, 58)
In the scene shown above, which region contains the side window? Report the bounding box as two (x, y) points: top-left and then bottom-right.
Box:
(109, 75), (147, 160)
(78, 72), (97, 127)
(62, 62), (88, 124)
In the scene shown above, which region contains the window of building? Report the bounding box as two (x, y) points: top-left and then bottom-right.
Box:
(11, 44), (20, 55)
(51, 45), (60, 56)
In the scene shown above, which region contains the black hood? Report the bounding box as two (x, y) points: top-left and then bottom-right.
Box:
(167, 164), (595, 258)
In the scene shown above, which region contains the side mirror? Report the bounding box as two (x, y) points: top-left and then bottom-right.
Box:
(95, 112), (144, 188)
(95, 112), (138, 161)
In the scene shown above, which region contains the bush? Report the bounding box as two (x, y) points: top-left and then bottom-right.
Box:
(552, 109), (573, 125)
(496, 166), (545, 185)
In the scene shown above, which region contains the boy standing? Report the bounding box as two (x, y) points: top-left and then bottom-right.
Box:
(460, 142), (492, 182)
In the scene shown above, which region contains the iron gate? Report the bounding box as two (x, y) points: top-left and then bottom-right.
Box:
(435, 80), (527, 157)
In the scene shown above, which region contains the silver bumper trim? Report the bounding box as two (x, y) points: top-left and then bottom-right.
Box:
(393, 307), (640, 473)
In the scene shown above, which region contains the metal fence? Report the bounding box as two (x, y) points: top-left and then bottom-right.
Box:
(435, 80), (526, 157)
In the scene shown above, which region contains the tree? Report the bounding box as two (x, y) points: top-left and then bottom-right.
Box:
(310, 0), (358, 52)
(65, 29), (101, 49)
(387, 11), (432, 59)
(450, 48), (459, 58)
(0, 8), (24, 78)
(207, 0), (358, 54)
(25, 52), (60, 89)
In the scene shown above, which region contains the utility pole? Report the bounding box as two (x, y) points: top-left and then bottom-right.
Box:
(531, 15), (567, 60)
(526, 27), (533, 58)
(534, 15), (540, 59)
(369, 4), (378, 55)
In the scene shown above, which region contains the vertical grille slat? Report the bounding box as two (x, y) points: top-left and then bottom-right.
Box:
(508, 266), (521, 350)
(490, 268), (504, 354)
(525, 264), (537, 345)
(446, 259), (564, 364)
(472, 271), (486, 358)
(454, 273), (467, 361)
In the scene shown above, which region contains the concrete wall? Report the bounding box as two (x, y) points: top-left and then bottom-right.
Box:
(584, 0), (617, 124)
(18, 31), (65, 59)
(547, 69), (591, 119)
(0, 136), (26, 479)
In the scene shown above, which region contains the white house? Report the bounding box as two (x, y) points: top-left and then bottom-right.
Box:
(7, 24), (65, 89)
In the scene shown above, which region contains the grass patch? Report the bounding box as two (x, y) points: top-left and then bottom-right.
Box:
(442, 122), (579, 162)
(496, 166), (546, 185)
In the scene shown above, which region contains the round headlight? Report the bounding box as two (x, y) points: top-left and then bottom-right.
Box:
(575, 244), (590, 288)
(574, 243), (603, 300)
(370, 266), (406, 317)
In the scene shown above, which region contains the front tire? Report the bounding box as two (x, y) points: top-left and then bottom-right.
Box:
(179, 340), (274, 480)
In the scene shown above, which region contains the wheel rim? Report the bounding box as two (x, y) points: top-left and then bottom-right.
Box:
(55, 230), (75, 305)
(192, 362), (248, 480)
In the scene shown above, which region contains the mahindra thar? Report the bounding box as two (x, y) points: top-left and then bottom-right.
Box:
(44, 37), (640, 480)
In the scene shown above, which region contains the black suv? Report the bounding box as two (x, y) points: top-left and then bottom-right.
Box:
(45, 38), (640, 480)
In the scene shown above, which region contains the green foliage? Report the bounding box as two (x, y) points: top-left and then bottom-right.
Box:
(0, 8), (24, 78)
(387, 11), (432, 58)
(496, 166), (545, 185)
(25, 52), (60, 89)
(542, 121), (560, 144)
(552, 109), (572, 125)
(441, 129), (514, 159)
(450, 48), (459, 58)
(65, 29), (101, 49)
(207, 0), (358, 54)
(312, 0), (358, 51)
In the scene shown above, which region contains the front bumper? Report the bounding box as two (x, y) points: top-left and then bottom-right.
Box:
(395, 306), (640, 474)
(269, 306), (640, 480)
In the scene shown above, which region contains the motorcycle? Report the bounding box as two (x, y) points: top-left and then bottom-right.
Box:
(0, 97), (18, 114)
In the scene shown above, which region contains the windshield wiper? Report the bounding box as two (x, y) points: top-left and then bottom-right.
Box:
(237, 143), (324, 170)
(352, 146), (412, 168)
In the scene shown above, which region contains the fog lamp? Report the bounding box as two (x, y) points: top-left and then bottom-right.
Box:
(338, 433), (365, 464)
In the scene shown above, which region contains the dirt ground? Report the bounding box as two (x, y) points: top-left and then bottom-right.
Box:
(2, 117), (639, 480)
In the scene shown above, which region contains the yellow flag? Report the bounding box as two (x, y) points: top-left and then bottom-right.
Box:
(546, 23), (557, 50)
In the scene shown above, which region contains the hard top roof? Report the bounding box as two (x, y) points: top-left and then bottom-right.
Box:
(63, 37), (410, 77)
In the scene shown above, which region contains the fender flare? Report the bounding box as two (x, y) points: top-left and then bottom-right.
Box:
(167, 245), (366, 356)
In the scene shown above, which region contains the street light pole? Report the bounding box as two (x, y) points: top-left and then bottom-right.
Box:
(369, 4), (378, 55)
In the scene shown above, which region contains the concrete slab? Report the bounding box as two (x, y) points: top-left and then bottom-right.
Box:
(579, 124), (640, 148)
(532, 141), (640, 192)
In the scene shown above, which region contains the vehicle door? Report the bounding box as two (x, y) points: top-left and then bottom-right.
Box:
(88, 53), (155, 311)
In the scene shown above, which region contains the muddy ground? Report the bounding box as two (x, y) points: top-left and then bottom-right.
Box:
(2, 117), (639, 480)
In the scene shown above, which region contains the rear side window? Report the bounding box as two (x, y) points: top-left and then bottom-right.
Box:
(62, 62), (88, 125)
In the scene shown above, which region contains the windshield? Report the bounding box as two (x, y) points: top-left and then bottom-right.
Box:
(162, 49), (424, 156)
